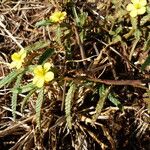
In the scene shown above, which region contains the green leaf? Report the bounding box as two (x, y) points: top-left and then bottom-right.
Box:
(146, 6), (150, 14)
(72, 6), (87, 27)
(0, 69), (23, 89)
(109, 30), (116, 35)
(131, 17), (138, 29)
(143, 33), (150, 51)
(35, 19), (52, 27)
(36, 88), (44, 130)
(21, 89), (36, 113)
(112, 35), (121, 43)
(140, 14), (150, 26)
(92, 85), (111, 123)
(12, 83), (35, 94)
(134, 29), (141, 40)
(55, 25), (62, 45)
(115, 25), (122, 34)
(108, 93), (123, 110)
(79, 30), (85, 43)
(78, 11), (88, 27)
(72, 6), (80, 26)
(24, 40), (50, 53)
(65, 83), (76, 129)
(141, 55), (150, 71)
(19, 83), (35, 93)
(38, 48), (54, 64)
(11, 74), (23, 119)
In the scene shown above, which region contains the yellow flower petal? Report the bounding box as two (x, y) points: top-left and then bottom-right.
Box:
(130, 10), (138, 17)
(60, 12), (67, 20)
(33, 78), (44, 88)
(139, 0), (147, 6)
(44, 71), (54, 82)
(44, 63), (51, 72)
(21, 53), (26, 60)
(10, 59), (22, 69)
(11, 53), (20, 61)
(33, 76), (39, 85)
(137, 6), (146, 14)
(32, 62), (54, 88)
(16, 62), (22, 69)
(127, 0), (147, 17)
(10, 49), (26, 69)
(9, 61), (17, 68)
(19, 49), (26, 55)
(131, 0), (140, 3)
(127, 4), (134, 11)
(33, 76), (45, 88)
(50, 11), (67, 23)
(33, 65), (43, 76)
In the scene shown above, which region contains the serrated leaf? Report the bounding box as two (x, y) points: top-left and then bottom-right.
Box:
(143, 33), (150, 51)
(65, 83), (76, 129)
(131, 17), (138, 29)
(112, 35), (121, 43)
(24, 41), (50, 53)
(12, 83), (35, 94)
(36, 88), (44, 130)
(134, 29), (141, 40)
(38, 48), (54, 64)
(35, 19), (52, 27)
(92, 85), (111, 123)
(79, 11), (88, 27)
(11, 74), (23, 119)
(140, 14), (150, 26)
(109, 30), (116, 35)
(146, 6), (150, 14)
(21, 89), (36, 113)
(72, 6), (80, 26)
(141, 55), (150, 71)
(0, 69), (23, 89)
(108, 93), (123, 110)
(55, 26), (62, 45)
(79, 30), (84, 43)
(16, 83), (35, 94)
(115, 25), (122, 34)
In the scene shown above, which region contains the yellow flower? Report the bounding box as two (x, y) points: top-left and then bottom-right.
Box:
(10, 49), (26, 69)
(126, 0), (147, 17)
(33, 63), (54, 88)
(50, 11), (67, 23)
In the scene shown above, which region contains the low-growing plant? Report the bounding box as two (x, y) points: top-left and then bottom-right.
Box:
(0, 0), (149, 149)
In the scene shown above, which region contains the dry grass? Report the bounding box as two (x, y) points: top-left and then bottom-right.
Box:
(0, 0), (150, 149)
